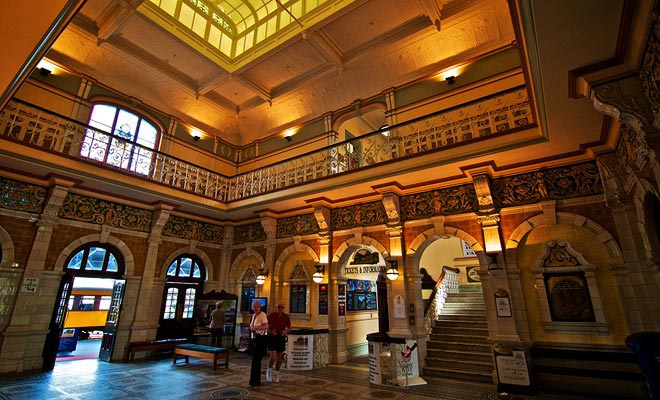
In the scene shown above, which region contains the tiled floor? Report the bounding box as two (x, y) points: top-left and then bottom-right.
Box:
(0, 352), (624, 400)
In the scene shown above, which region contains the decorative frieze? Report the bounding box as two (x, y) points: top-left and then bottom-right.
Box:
(0, 177), (46, 213)
(276, 214), (319, 238)
(162, 215), (223, 243)
(58, 193), (152, 232)
(492, 162), (602, 207)
(233, 222), (266, 244)
(400, 184), (477, 220)
(330, 201), (387, 230)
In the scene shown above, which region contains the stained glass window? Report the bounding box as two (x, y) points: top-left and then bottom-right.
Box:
(82, 104), (159, 176)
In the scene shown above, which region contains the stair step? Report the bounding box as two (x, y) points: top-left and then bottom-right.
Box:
(434, 320), (487, 328)
(430, 334), (489, 344)
(423, 365), (493, 383)
(432, 326), (489, 336)
(439, 310), (486, 317)
(441, 307), (485, 312)
(427, 340), (491, 352)
(427, 348), (493, 362)
(425, 357), (493, 372)
(445, 295), (484, 302)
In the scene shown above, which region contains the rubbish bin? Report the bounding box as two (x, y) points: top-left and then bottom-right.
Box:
(626, 332), (660, 400)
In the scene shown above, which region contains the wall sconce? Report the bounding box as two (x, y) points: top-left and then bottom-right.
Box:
(11, 261), (21, 268)
(445, 75), (455, 85)
(284, 128), (295, 142)
(312, 264), (325, 283)
(488, 253), (500, 270)
(386, 260), (399, 281)
(36, 59), (55, 77)
(483, 225), (503, 254)
(255, 265), (269, 285)
(191, 130), (202, 142)
(380, 125), (390, 137)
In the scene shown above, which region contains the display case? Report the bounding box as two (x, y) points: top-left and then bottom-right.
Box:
(196, 290), (238, 349)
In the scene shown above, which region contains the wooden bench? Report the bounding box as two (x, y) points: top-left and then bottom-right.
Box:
(127, 338), (188, 361)
(173, 343), (229, 370)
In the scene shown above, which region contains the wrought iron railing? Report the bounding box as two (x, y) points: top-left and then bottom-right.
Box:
(0, 87), (532, 202)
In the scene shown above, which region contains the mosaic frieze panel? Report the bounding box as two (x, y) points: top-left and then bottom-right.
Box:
(639, 5), (660, 115)
(492, 162), (602, 207)
(330, 201), (387, 230)
(162, 215), (223, 243)
(0, 177), (46, 213)
(401, 185), (477, 221)
(276, 213), (319, 238)
(491, 162), (603, 207)
(233, 222), (267, 244)
(58, 193), (152, 232)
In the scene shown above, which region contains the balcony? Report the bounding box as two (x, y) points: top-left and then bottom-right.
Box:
(0, 86), (532, 204)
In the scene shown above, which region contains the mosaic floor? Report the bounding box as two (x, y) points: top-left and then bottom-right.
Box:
(0, 352), (627, 400)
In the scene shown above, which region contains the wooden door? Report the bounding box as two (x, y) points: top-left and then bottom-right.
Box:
(42, 274), (74, 370)
(99, 280), (125, 361)
(157, 284), (198, 340)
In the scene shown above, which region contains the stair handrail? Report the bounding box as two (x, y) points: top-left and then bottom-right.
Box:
(424, 266), (460, 337)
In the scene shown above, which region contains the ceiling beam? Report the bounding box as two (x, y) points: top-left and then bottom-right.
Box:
(97, 0), (145, 41)
(303, 30), (343, 68)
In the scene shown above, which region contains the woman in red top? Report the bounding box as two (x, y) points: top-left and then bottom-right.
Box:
(266, 300), (291, 383)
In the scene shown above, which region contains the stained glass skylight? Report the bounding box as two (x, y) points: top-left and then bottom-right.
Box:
(143, 0), (352, 70)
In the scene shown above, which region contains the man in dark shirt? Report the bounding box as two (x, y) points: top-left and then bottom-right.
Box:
(266, 300), (291, 382)
(209, 301), (225, 347)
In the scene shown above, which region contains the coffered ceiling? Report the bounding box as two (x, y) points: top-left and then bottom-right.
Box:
(46, 0), (516, 145)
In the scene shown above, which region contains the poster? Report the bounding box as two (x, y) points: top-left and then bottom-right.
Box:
(496, 350), (530, 385)
(284, 333), (314, 370)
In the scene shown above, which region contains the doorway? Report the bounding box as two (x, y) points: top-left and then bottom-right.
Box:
(156, 254), (206, 340)
(43, 243), (126, 370)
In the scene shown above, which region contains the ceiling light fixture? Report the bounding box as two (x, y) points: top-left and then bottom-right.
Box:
(255, 265), (269, 285)
(312, 264), (325, 283)
(386, 260), (399, 281)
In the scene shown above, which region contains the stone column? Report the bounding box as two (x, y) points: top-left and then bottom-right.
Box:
(128, 205), (172, 343)
(0, 183), (70, 372)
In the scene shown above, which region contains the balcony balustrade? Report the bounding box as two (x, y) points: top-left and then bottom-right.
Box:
(0, 87), (532, 202)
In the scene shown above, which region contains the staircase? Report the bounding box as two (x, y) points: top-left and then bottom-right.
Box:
(424, 285), (493, 383)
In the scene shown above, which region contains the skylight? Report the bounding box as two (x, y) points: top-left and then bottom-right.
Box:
(143, 0), (350, 70)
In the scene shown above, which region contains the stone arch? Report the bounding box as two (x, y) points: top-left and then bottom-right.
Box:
(273, 242), (319, 280)
(332, 235), (388, 278)
(0, 224), (16, 268)
(406, 225), (487, 274)
(230, 249), (265, 283)
(506, 212), (623, 267)
(54, 233), (136, 277)
(632, 178), (660, 259)
(160, 247), (214, 281)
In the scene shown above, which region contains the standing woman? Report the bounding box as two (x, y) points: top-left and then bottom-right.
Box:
(248, 300), (269, 388)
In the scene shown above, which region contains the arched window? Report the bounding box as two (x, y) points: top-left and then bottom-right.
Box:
(81, 104), (159, 175)
(158, 255), (206, 339)
(65, 244), (124, 277)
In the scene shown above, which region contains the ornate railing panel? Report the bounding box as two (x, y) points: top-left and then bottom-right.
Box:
(0, 87), (532, 202)
(424, 267), (459, 337)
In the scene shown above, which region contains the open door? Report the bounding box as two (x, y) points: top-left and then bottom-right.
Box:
(43, 274), (74, 370)
(99, 279), (125, 361)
